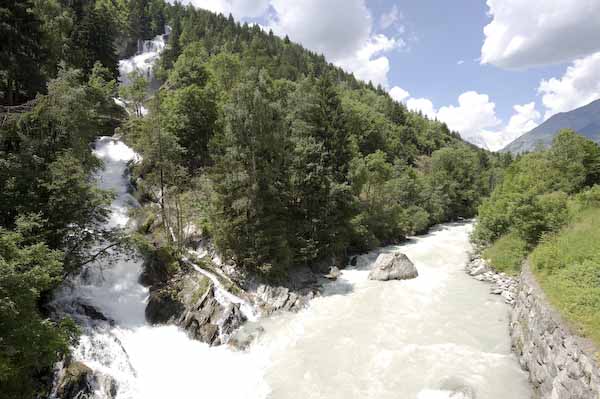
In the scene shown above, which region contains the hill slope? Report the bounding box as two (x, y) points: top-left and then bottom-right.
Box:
(502, 99), (600, 154)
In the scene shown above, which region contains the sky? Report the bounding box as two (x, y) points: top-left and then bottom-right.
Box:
(173, 0), (600, 151)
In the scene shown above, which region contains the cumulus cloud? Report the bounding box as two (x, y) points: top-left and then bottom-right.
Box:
(267, 0), (402, 86)
(483, 102), (541, 150)
(175, 0), (404, 87)
(393, 88), (540, 151)
(538, 52), (600, 119)
(436, 91), (501, 144)
(389, 86), (410, 103)
(335, 34), (402, 86)
(268, 0), (371, 60)
(177, 0), (270, 18)
(406, 98), (437, 119)
(481, 0), (600, 69)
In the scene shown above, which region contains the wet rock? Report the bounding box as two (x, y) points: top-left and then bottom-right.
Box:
(55, 361), (94, 399)
(325, 266), (341, 280)
(469, 261), (488, 276)
(139, 247), (178, 287)
(228, 322), (265, 351)
(311, 256), (336, 274)
(146, 272), (245, 346)
(145, 288), (185, 324)
(255, 284), (315, 315)
(77, 303), (110, 323)
(368, 252), (418, 281)
(288, 265), (318, 289)
(54, 361), (118, 399)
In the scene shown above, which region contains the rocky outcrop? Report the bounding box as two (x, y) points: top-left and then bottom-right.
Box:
(510, 264), (600, 399)
(465, 254), (518, 305)
(254, 284), (316, 315)
(368, 252), (418, 281)
(145, 267), (246, 346)
(53, 360), (118, 399)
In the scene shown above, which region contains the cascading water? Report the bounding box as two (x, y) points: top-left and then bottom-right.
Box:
(50, 33), (532, 399)
(118, 29), (169, 86)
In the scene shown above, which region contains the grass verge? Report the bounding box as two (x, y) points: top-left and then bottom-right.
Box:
(530, 208), (600, 346)
(482, 231), (528, 275)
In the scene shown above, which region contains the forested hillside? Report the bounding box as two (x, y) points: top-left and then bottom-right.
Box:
(0, 1), (505, 397)
(124, 3), (509, 275)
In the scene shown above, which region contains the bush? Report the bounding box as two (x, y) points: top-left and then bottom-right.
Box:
(531, 208), (600, 345)
(482, 232), (528, 275)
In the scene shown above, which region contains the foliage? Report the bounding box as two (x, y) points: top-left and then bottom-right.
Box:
(482, 232), (528, 275)
(530, 207), (600, 345)
(474, 130), (600, 247)
(118, 4), (504, 274)
(0, 0), (46, 105)
(0, 215), (78, 399)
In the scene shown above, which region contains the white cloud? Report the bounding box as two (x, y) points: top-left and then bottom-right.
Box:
(268, 0), (371, 60)
(266, 0), (402, 86)
(379, 5), (401, 30)
(176, 0), (270, 18)
(335, 34), (402, 86)
(457, 60), (464, 65)
(538, 52), (600, 119)
(437, 91), (501, 145)
(399, 90), (540, 151)
(389, 86), (410, 103)
(176, 0), (404, 87)
(406, 98), (437, 119)
(481, 0), (600, 69)
(483, 102), (541, 150)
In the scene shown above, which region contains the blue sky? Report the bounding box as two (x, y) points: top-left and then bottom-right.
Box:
(176, 0), (600, 150)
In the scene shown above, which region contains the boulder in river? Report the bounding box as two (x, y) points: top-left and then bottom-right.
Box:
(54, 360), (118, 399)
(324, 266), (341, 280)
(368, 252), (418, 281)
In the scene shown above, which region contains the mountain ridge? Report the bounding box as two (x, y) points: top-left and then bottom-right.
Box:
(502, 98), (600, 153)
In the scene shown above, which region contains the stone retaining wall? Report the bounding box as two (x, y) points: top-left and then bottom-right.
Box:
(510, 265), (600, 399)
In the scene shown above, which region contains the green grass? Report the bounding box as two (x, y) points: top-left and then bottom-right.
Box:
(530, 208), (600, 346)
(483, 231), (528, 275)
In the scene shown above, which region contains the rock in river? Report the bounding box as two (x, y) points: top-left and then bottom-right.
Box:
(368, 252), (418, 281)
(54, 360), (118, 399)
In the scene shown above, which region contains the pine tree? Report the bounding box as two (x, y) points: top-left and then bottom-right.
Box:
(210, 70), (291, 272)
(0, 0), (46, 105)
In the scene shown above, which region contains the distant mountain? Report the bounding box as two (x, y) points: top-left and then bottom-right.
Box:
(502, 99), (600, 154)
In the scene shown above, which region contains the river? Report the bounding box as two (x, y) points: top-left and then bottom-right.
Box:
(50, 33), (532, 399)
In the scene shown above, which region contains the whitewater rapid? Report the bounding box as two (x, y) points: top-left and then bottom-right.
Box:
(51, 32), (531, 399)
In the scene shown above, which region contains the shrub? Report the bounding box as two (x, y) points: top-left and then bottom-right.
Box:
(482, 232), (528, 275)
(531, 208), (600, 345)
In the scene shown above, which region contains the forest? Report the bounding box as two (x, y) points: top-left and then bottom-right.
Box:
(1, 1), (505, 397)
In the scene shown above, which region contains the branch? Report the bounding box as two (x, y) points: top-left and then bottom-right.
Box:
(67, 241), (122, 274)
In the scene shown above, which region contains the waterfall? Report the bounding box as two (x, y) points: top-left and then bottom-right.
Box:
(118, 33), (166, 87)
(50, 34), (266, 399)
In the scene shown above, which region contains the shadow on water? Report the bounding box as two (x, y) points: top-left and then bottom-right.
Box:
(320, 277), (355, 297)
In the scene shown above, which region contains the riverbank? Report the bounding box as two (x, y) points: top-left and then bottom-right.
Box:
(511, 263), (600, 399)
(465, 248), (600, 399)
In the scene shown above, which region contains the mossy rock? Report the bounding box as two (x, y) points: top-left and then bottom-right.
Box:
(139, 246), (179, 287)
(55, 361), (94, 399)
